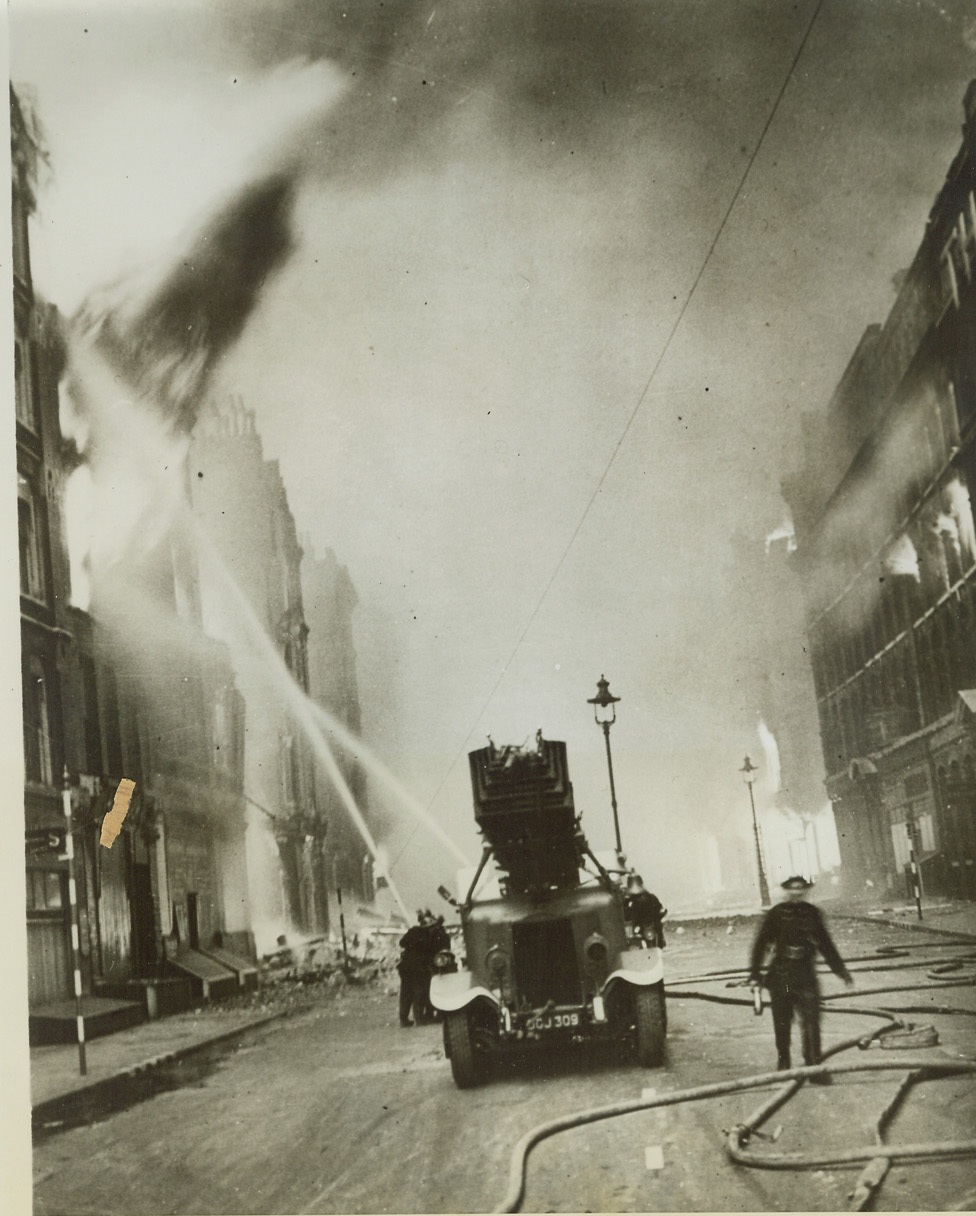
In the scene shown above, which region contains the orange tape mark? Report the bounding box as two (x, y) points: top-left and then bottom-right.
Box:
(100, 779), (136, 848)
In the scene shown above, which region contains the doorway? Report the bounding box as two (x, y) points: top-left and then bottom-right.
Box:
(187, 892), (200, 950)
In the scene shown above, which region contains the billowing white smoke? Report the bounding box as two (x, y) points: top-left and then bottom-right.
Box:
(60, 342), (189, 610)
(757, 719), (782, 795)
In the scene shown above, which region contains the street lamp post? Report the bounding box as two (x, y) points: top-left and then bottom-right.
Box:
(740, 756), (771, 908)
(588, 676), (623, 862)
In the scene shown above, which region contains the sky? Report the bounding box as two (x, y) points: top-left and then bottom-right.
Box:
(8, 0), (976, 912)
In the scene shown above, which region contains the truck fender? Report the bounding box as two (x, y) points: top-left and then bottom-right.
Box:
(603, 946), (665, 989)
(430, 969), (500, 1013)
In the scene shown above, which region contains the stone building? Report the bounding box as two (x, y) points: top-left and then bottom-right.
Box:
(785, 81), (976, 902)
(190, 399), (328, 946)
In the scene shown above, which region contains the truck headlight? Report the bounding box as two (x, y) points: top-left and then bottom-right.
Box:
(486, 946), (511, 981)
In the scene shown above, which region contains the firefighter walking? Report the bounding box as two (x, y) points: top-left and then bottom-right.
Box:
(748, 875), (853, 1080)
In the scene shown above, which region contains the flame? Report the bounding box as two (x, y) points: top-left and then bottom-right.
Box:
(946, 477), (976, 560)
(883, 534), (920, 580)
(764, 517), (797, 555)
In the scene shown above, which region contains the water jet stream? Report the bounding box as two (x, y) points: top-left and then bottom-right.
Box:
(305, 700), (472, 869)
(187, 515), (413, 922)
(65, 325), (467, 928)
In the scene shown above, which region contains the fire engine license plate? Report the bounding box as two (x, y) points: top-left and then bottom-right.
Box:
(525, 1012), (580, 1031)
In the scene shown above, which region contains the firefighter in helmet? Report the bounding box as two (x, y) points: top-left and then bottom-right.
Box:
(624, 873), (667, 948)
(397, 910), (433, 1027)
(748, 875), (853, 1079)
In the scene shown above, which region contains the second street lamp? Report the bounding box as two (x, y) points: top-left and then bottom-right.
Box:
(588, 675), (623, 862)
(740, 755), (771, 908)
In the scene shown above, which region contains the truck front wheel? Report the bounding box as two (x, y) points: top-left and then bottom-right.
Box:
(444, 1010), (482, 1088)
(634, 983), (666, 1068)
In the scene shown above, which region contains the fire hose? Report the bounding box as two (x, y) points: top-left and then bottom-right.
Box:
(494, 1051), (976, 1213)
(493, 945), (976, 1213)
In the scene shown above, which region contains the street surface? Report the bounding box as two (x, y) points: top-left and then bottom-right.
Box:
(32, 916), (976, 1214)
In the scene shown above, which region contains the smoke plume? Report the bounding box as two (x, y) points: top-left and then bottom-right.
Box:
(72, 172), (297, 433)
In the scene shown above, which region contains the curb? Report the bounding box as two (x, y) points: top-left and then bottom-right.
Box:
(31, 1011), (284, 1129)
(833, 911), (976, 942)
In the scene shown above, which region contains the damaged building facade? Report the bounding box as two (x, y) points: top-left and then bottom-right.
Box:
(15, 86), (252, 1027)
(785, 80), (976, 903)
(16, 84), (86, 1008)
(16, 82), (380, 1027)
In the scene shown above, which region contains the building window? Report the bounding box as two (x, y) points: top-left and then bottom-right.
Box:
(12, 191), (31, 284)
(280, 734), (296, 805)
(79, 655), (102, 774)
(213, 695), (230, 772)
(18, 474), (46, 601)
(27, 869), (64, 913)
(939, 193), (976, 310)
(15, 337), (37, 429)
(23, 655), (54, 786)
(916, 812), (936, 854)
(100, 666), (123, 777)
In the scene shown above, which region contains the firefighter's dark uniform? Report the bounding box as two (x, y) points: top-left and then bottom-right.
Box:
(397, 922), (430, 1027)
(748, 891), (851, 1071)
(419, 916), (451, 1021)
(625, 888), (667, 947)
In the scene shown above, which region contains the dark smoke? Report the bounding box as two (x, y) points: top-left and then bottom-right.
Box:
(75, 171), (296, 432)
(214, 0), (784, 186)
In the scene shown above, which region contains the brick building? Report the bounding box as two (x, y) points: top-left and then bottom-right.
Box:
(785, 81), (976, 902)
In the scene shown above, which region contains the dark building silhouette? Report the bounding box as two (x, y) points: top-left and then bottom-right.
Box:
(784, 81), (976, 902)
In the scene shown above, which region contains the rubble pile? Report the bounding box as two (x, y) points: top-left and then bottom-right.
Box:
(194, 930), (402, 1018)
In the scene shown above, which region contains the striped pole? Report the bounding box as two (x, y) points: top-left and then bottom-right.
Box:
(907, 820), (923, 922)
(62, 771), (87, 1075)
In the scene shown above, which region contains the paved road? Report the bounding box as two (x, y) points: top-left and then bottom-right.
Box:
(32, 916), (976, 1214)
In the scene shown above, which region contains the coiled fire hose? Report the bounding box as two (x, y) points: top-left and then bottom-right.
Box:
(494, 941), (976, 1213)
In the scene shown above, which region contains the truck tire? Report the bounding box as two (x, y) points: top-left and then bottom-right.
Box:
(634, 983), (666, 1068)
(444, 1010), (481, 1088)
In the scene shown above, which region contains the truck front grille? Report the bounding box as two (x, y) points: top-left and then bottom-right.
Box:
(512, 919), (581, 1007)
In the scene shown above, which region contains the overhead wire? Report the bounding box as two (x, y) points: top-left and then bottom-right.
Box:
(389, 0), (828, 876)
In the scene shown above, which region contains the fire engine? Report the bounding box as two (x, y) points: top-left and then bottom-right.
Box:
(430, 732), (666, 1088)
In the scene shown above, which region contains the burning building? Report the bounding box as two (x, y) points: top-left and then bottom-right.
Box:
(15, 84), (86, 1010)
(15, 85), (253, 1032)
(784, 80), (976, 903)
